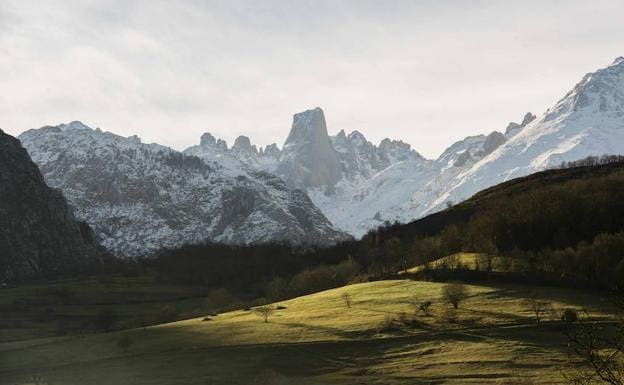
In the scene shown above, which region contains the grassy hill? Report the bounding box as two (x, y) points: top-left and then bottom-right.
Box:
(402, 252), (527, 274)
(1, 278), (619, 385)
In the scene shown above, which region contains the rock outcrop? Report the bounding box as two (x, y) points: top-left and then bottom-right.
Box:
(277, 108), (343, 189)
(0, 129), (99, 281)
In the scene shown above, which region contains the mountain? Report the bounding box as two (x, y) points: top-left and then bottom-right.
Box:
(0, 129), (100, 281)
(258, 57), (623, 236)
(18, 123), (349, 257)
(15, 57), (624, 253)
(428, 56), (624, 213)
(276, 108), (343, 190)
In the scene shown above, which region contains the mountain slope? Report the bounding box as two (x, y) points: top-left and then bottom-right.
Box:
(18, 123), (349, 257)
(427, 57), (624, 214)
(281, 57), (624, 234)
(0, 129), (100, 281)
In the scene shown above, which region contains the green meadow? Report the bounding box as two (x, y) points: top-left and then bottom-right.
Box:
(1, 279), (619, 385)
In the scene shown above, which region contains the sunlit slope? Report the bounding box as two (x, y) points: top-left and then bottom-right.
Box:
(1, 279), (618, 385)
(404, 252), (528, 274)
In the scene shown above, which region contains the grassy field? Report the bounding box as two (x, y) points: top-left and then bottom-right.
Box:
(403, 252), (529, 274)
(0, 274), (208, 342)
(0, 278), (620, 385)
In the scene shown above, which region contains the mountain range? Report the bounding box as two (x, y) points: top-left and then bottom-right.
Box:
(16, 56), (624, 256)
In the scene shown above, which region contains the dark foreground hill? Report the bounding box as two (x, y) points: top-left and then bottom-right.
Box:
(0, 130), (100, 282)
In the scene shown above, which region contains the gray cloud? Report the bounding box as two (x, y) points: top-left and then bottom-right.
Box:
(1, 0), (623, 158)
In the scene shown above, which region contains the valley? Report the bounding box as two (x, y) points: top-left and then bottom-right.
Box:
(1, 279), (619, 385)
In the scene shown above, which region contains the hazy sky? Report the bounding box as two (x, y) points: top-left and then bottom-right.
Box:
(1, 1), (623, 158)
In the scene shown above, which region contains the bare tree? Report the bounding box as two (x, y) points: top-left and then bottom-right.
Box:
(442, 283), (469, 309)
(408, 296), (432, 316)
(564, 321), (623, 385)
(524, 292), (552, 324)
(564, 288), (624, 385)
(254, 305), (275, 323)
(341, 292), (352, 308)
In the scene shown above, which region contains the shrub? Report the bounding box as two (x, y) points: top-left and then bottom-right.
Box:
(442, 283), (469, 309)
(561, 308), (579, 323)
(419, 301), (433, 315)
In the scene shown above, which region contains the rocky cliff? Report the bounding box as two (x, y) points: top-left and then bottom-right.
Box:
(0, 129), (99, 281)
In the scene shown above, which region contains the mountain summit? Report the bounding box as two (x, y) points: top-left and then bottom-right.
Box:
(277, 108), (343, 189)
(429, 56), (624, 212)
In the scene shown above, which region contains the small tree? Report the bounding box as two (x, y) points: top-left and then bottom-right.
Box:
(442, 283), (468, 309)
(524, 293), (552, 324)
(419, 300), (433, 316)
(341, 292), (352, 308)
(254, 305), (275, 323)
(117, 335), (134, 353)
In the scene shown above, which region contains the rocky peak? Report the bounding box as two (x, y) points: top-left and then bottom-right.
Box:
(59, 121), (91, 131)
(505, 112), (536, 137)
(347, 130), (368, 146)
(200, 132), (217, 147)
(546, 56), (624, 120)
(232, 135), (257, 155)
(479, 131), (506, 155)
(263, 143), (280, 159)
(378, 138), (420, 163)
(332, 130), (349, 148)
(521, 112), (536, 126)
(277, 107), (342, 189)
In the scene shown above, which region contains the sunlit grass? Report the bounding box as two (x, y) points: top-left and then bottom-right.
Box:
(0, 279), (618, 385)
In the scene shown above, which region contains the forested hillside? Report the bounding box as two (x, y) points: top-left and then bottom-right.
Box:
(153, 157), (624, 297)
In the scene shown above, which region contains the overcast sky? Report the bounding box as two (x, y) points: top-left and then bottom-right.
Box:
(1, 0), (623, 158)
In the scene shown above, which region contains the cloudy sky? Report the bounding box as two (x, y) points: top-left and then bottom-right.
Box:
(1, 1), (623, 158)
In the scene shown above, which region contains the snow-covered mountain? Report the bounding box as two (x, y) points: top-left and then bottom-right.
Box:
(18, 123), (350, 257)
(428, 56), (624, 213)
(195, 57), (623, 237)
(17, 56), (624, 253)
